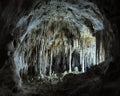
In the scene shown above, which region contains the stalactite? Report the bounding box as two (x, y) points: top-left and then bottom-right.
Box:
(69, 45), (72, 73)
(39, 50), (42, 76)
(82, 49), (85, 73)
(49, 51), (53, 76)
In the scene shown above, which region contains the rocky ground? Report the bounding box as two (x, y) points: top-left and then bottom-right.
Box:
(1, 57), (120, 96)
(20, 58), (120, 96)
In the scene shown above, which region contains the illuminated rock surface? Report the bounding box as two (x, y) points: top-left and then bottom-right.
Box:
(13, 0), (112, 84)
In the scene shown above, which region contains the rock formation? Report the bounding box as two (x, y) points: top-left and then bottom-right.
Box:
(0, 0), (119, 96)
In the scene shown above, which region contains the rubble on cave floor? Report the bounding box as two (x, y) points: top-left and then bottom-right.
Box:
(1, 57), (120, 96)
(12, 58), (115, 96)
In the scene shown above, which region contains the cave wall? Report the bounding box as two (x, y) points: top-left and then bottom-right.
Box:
(0, 0), (34, 92)
(90, 0), (120, 58)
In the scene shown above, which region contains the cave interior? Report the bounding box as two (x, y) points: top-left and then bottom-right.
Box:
(0, 0), (120, 96)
